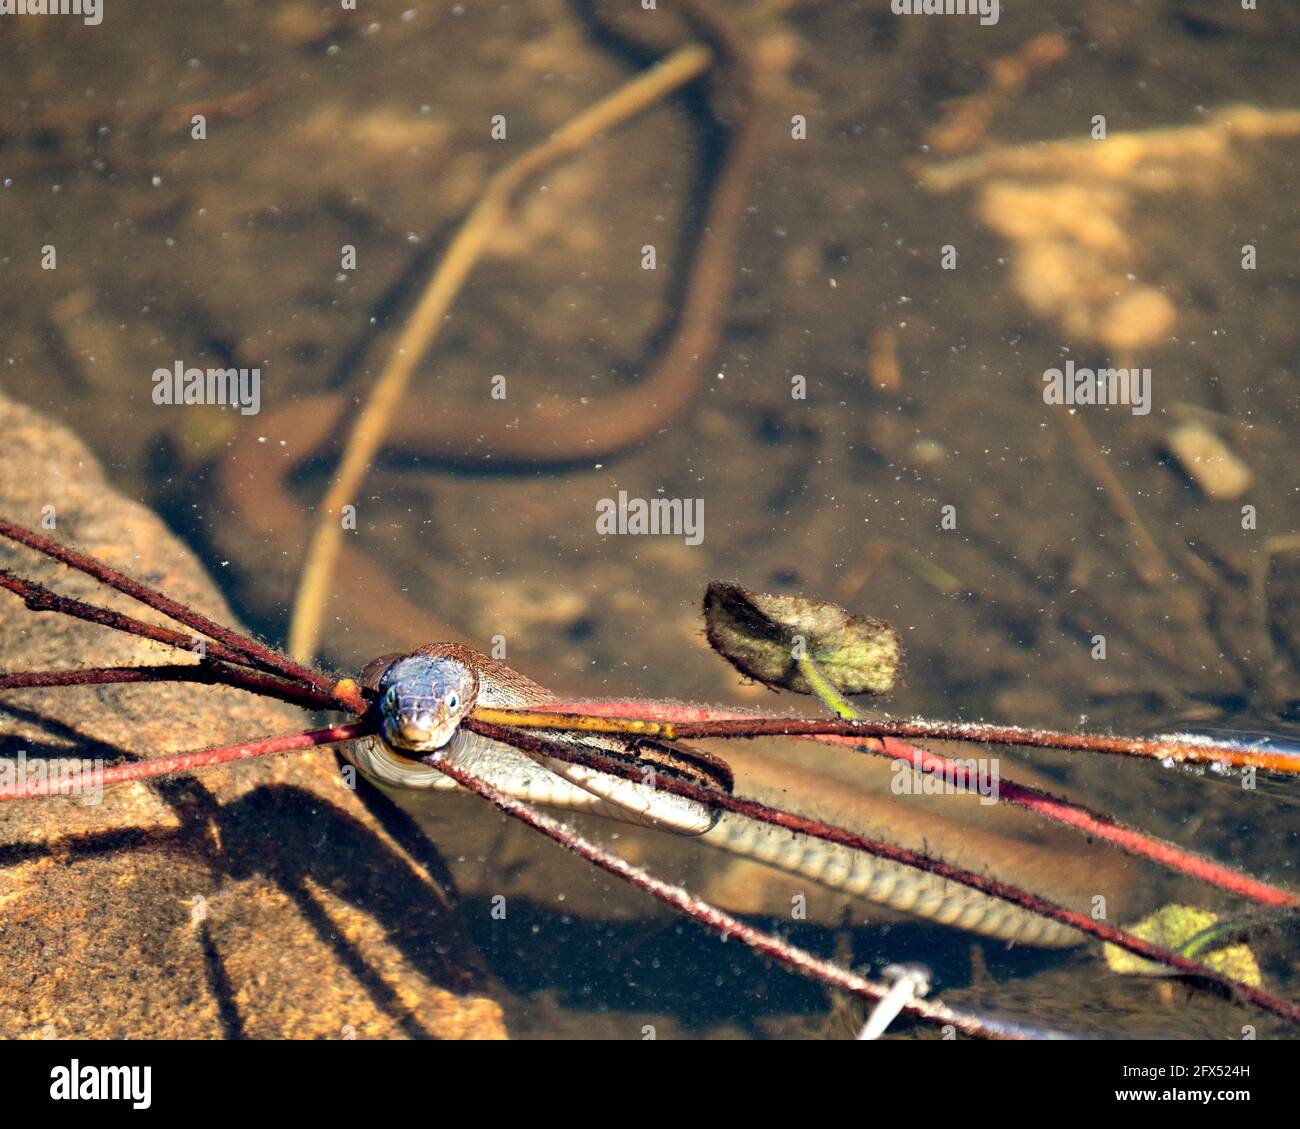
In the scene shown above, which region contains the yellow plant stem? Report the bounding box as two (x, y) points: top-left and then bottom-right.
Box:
(795, 653), (860, 720)
(288, 42), (713, 659)
(469, 707), (678, 741)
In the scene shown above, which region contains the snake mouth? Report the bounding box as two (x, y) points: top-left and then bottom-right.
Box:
(382, 713), (456, 755)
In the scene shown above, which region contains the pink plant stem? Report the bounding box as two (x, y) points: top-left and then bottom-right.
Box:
(0, 722), (372, 801)
(533, 699), (1299, 773)
(425, 755), (1031, 1040)
(537, 698), (1300, 911)
(873, 733), (1298, 908)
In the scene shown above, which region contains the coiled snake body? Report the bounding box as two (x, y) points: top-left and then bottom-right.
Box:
(224, 7), (1086, 949)
(346, 644), (1082, 948)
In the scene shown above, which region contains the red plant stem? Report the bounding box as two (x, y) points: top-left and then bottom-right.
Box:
(0, 663), (341, 713)
(519, 702), (1299, 773)
(465, 718), (1300, 1024)
(0, 517), (352, 707)
(0, 568), (264, 670)
(0, 722), (372, 801)
(1, 700), (1294, 1024)
(424, 755), (1029, 1040)
(532, 699), (1300, 910)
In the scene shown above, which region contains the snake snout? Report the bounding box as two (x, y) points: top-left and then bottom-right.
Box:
(387, 701), (456, 752)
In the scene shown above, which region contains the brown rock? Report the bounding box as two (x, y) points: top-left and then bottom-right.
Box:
(0, 393), (504, 1039)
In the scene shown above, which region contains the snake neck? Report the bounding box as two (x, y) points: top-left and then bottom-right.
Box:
(347, 642), (548, 789)
(347, 643), (721, 835)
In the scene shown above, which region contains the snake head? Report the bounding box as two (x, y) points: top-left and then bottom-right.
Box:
(376, 653), (479, 755)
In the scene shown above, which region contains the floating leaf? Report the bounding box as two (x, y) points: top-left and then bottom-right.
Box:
(1103, 904), (1262, 986)
(703, 581), (901, 695)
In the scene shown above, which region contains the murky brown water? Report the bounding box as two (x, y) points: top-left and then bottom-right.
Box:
(2, 0), (1298, 1038)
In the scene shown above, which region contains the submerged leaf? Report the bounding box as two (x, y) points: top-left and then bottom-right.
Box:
(1103, 904), (1262, 986)
(703, 581), (901, 695)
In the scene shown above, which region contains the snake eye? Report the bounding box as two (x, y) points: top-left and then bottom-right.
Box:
(384, 686), (397, 707)
(446, 691), (459, 711)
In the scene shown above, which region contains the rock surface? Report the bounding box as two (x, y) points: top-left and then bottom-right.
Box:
(0, 393), (504, 1039)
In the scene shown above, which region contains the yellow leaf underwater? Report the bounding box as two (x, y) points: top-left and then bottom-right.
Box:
(1103, 904), (1262, 986)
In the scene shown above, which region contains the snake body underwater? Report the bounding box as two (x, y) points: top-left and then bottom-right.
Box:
(216, 2), (763, 654)
(222, 8), (1090, 949)
(347, 643), (1083, 949)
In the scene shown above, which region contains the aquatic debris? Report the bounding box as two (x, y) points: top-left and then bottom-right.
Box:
(703, 580), (901, 696)
(1165, 422), (1254, 500)
(1104, 905), (1261, 986)
(917, 104), (1300, 352)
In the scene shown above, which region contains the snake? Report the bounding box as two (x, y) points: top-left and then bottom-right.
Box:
(216, 1), (765, 654)
(345, 643), (1084, 949)
(220, 6), (1087, 947)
